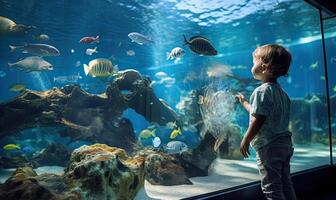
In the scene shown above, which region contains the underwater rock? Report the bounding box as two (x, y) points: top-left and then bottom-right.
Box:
(33, 143), (71, 167)
(140, 149), (192, 186)
(65, 144), (145, 200)
(0, 155), (37, 169)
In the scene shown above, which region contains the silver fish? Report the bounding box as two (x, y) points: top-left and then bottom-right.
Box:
(8, 56), (53, 72)
(9, 43), (60, 56)
(166, 47), (185, 60)
(164, 141), (188, 154)
(184, 35), (217, 56)
(128, 32), (154, 45)
(54, 73), (82, 84)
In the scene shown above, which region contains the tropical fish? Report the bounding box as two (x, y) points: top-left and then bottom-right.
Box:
(128, 32), (154, 45)
(183, 35), (217, 56)
(22, 146), (34, 154)
(83, 58), (117, 77)
(152, 136), (161, 148)
(139, 129), (156, 139)
(166, 121), (178, 129)
(54, 73), (82, 84)
(126, 50), (135, 56)
(79, 35), (99, 43)
(33, 34), (49, 41)
(8, 56), (53, 72)
(166, 47), (185, 60)
(0, 70), (6, 77)
(310, 61), (318, 70)
(164, 141), (188, 154)
(3, 144), (21, 150)
(170, 127), (182, 139)
(0, 16), (35, 36)
(8, 83), (26, 92)
(9, 43), (60, 56)
(86, 47), (98, 55)
(154, 71), (168, 79)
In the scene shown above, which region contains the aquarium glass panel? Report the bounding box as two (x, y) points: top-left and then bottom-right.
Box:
(0, 0), (333, 199)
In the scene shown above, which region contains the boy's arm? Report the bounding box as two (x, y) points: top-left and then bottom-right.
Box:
(240, 114), (266, 157)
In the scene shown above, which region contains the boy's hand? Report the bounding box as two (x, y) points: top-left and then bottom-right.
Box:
(235, 93), (247, 104)
(240, 137), (251, 158)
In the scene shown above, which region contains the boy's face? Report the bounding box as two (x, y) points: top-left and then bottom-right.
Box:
(251, 56), (265, 80)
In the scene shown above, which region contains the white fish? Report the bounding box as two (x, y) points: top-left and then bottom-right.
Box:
(9, 43), (60, 56)
(164, 141), (188, 154)
(54, 73), (82, 84)
(33, 34), (49, 41)
(126, 50), (135, 56)
(8, 56), (53, 72)
(152, 137), (161, 148)
(154, 71), (168, 79)
(159, 77), (175, 86)
(166, 47), (185, 60)
(128, 32), (154, 45)
(86, 47), (98, 56)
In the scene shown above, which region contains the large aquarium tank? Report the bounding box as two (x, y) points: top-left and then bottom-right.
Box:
(0, 0), (335, 199)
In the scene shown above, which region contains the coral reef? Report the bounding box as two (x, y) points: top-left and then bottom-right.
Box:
(33, 143), (72, 167)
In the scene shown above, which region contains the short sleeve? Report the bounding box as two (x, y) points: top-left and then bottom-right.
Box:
(250, 89), (272, 117)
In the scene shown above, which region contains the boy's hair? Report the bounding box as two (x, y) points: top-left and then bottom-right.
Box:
(253, 44), (292, 77)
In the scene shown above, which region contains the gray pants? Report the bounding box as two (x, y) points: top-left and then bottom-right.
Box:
(256, 146), (297, 200)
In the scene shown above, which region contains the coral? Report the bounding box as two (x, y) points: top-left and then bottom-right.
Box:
(33, 143), (72, 167)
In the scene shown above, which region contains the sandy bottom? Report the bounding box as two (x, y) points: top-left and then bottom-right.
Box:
(0, 144), (331, 200)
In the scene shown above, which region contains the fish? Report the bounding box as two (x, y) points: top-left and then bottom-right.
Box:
(22, 146), (34, 154)
(126, 50), (135, 56)
(128, 32), (154, 45)
(0, 70), (6, 77)
(83, 58), (117, 78)
(54, 73), (82, 84)
(166, 121), (178, 129)
(159, 77), (175, 86)
(139, 129), (156, 139)
(86, 47), (98, 55)
(152, 136), (161, 148)
(331, 56), (336, 63)
(8, 83), (26, 92)
(0, 16), (35, 36)
(166, 47), (185, 60)
(170, 127), (182, 139)
(3, 144), (21, 150)
(8, 56), (53, 72)
(198, 95), (208, 105)
(334, 85), (336, 93)
(154, 71), (168, 79)
(310, 61), (318, 70)
(320, 76), (326, 80)
(75, 61), (81, 67)
(184, 35), (217, 56)
(9, 43), (60, 56)
(79, 35), (99, 43)
(164, 141), (188, 154)
(71, 49), (75, 53)
(33, 34), (49, 41)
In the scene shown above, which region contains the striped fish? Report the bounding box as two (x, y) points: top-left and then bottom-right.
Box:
(183, 35), (218, 56)
(83, 58), (117, 77)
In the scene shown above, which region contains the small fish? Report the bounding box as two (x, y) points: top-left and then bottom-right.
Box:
(83, 58), (117, 78)
(0, 70), (6, 77)
(139, 129), (156, 139)
(333, 85), (336, 93)
(166, 47), (185, 60)
(33, 34), (49, 41)
(54, 73), (82, 84)
(71, 49), (75, 53)
(184, 35), (217, 56)
(152, 136), (161, 148)
(79, 35), (99, 43)
(75, 61), (81, 67)
(310, 61), (318, 70)
(198, 95), (205, 105)
(126, 50), (135, 56)
(154, 71), (168, 79)
(8, 83), (26, 92)
(170, 127), (182, 139)
(166, 121), (178, 129)
(22, 146), (34, 154)
(164, 141), (188, 154)
(128, 32), (154, 45)
(320, 76), (325, 80)
(159, 77), (175, 86)
(331, 56), (336, 64)
(3, 144), (21, 150)
(86, 47), (98, 55)
(9, 43), (60, 56)
(8, 56), (53, 72)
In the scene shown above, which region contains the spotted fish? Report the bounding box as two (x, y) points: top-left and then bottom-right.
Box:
(183, 35), (217, 56)
(83, 58), (117, 77)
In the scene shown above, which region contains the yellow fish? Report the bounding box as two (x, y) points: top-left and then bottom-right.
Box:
(310, 61), (318, 70)
(3, 144), (21, 150)
(83, 58), (118, 78)
(139, 129), (156, 139)
(8, 84), (26, 92)
(170, 127), (182, 139)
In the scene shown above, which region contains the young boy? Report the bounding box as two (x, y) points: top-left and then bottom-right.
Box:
(236, 44), (297, 200)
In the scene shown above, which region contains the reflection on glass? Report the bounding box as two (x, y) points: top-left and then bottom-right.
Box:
(0, 0), (332, 199)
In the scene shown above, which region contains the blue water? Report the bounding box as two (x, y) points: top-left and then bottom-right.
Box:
(0, 0), (336, 161)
